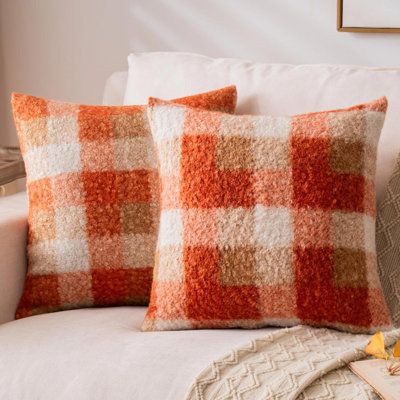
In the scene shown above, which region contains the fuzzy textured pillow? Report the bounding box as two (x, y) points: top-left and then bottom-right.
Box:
(12, 86), (237, 318)
(376, 153), (400, 327)
(143, 97), (392, 333)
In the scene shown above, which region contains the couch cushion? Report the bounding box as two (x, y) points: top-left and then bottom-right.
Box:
(125, 52), (400, 202)
(0, 307), (277, 400)
(12, 87), (237, 319)
(143, 97), (391, 333)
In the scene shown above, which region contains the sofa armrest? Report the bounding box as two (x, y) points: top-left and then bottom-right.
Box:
(0, 191), (28, 324)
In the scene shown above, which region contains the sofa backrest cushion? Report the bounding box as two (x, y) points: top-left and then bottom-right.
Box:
(125, 52), (400, 203)
(102, 71), (128, 106)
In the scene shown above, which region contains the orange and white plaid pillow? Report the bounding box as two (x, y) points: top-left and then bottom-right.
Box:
(143, 97), (392, 333)
(12, 86), (237, 318)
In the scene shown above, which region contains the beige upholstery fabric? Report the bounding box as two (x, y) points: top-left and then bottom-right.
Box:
(0, 307), (278, 400)
(0, 191), (27, 324)
(377, 154), (400, 327)
(102, 71), (128, 106)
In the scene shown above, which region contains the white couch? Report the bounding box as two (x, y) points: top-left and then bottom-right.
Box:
(2, 54), (400, 399)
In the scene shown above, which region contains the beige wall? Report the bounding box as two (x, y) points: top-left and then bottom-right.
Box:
(1, 0), (400, 146)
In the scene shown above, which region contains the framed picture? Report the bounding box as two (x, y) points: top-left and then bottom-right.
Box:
(337, 0), (400, 33)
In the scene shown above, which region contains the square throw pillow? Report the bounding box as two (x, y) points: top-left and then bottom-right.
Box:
(143, 97), (392, 333)
(376, 153), (400, 327)
(12, 86), (237, 318)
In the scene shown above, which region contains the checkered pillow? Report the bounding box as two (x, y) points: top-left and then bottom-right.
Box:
(143, 97), (392, 333)
(12, 86), (237, 318)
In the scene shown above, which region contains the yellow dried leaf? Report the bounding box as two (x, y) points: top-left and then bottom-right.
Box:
(393, 340), (400, 358)
(365, 332), (388, 360)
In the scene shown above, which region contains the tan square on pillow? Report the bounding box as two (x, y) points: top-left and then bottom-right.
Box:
(143, 97), (391, 333)
(12, 86), (237, 318)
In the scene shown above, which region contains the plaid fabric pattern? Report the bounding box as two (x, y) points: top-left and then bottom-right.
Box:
(12, 87), (237, 318)
(143, 97), (392, 333)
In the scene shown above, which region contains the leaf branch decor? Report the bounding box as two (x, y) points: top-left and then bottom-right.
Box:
(365, 331), (400, 375)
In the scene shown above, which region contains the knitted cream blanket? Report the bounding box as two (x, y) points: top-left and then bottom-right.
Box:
(186, 325), (400, 400)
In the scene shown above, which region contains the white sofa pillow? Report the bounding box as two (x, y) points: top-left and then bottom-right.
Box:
(124, 52), (400, 202)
